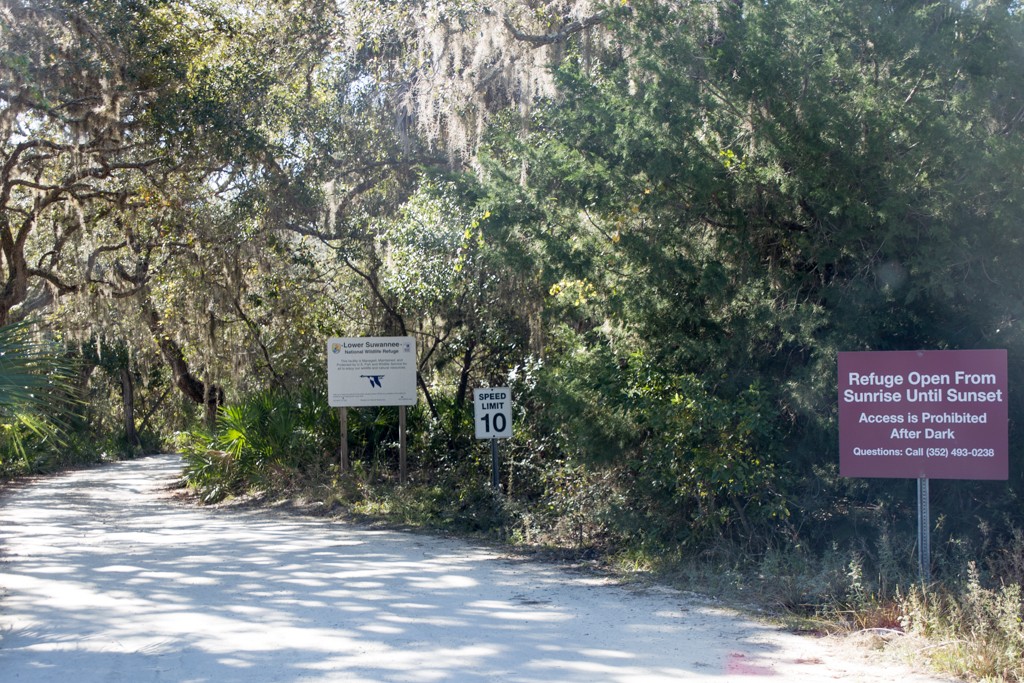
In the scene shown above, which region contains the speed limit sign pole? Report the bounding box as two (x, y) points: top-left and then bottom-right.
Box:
(474, 387), (513, 491)
(490, 438), (500, 490)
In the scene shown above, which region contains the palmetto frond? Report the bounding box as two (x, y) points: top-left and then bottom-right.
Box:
(0, 323), (75, 408)
(0, 323), (79, 463)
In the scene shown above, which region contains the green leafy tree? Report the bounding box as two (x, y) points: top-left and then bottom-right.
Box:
(3, 0), (351, 424)
(479, 0), (1024, 547)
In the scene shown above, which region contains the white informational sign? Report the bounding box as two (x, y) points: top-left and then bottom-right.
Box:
(474, 387), (512, 439)
(327, 337), (417, 407)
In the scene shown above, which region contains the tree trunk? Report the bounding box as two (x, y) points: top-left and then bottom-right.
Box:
(454, 336), (476, 415)
(120, 367), (139, 447)
(142, 300), (224, 417)
(448, 336), (477, 451)
(0, 217), (32, 327)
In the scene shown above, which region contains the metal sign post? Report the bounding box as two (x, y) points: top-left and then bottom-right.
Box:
(490, 438), (500, 490)
(918, 476), (931, 582)
(338, 407), (349, 473)
(399, 405), (408, 485)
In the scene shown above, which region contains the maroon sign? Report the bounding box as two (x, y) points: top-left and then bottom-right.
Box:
(838, 350), (1008, 480)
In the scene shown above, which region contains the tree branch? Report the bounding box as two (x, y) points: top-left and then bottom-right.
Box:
(231, 295), (283, 383)
(142, 298), (224, 408)
(502, 11), (609, 47)
(340, 254), (408, 337)
(27, 268), (80, 296)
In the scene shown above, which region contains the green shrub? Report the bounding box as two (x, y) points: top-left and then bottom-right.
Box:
(179, 387), (336, 502)
(536, 343), (788, 550)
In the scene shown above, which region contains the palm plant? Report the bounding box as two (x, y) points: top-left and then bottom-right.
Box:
(180, 386), (336, 502)
(0, 322), (78, 471)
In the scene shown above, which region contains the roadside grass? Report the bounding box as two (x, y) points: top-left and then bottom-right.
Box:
(898, 567), (1024, 682)
(643, 547), (1024, 683)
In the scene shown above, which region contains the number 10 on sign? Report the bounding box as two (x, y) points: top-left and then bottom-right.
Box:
(481, 412), (505, 434)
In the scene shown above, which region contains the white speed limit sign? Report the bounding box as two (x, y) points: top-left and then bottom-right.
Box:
(474, 387), (512, 439)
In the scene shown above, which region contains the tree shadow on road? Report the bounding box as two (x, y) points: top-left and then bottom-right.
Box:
(0, 455), (866, 682)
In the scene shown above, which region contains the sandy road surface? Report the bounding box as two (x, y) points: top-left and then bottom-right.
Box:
(1, 455), (953, 682)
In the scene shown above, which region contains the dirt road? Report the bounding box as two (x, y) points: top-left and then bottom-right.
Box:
(1, 455), (952, 682)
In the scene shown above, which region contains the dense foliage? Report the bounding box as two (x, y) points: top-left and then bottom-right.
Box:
(459, 0), (1024, 562)
(4, 2), (1024, 674)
